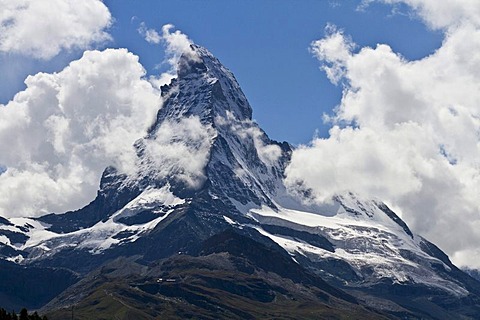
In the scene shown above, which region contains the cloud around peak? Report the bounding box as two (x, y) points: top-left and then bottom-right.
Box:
(139, 23), (199, 89)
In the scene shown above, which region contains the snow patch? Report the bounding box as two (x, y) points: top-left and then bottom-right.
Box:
(13, 184), (186, 259)
(113, 184), (184, 222)
(0, 235), (10, 246)
(6, 255), (24, 263)
(249, 201), (469, 297)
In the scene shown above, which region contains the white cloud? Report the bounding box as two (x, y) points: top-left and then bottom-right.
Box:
(145, 29), (161, 44)
(252, 129), (282, 166)
(160, 24), (198, 62)
(310, 24), (355, 84)
(0, 49), (161, 217)
(0, 0), (112, 59)
(286, 2), (480, 268)
(363, 0), (480, 30)
(216, 112), (282, 166)
(138, 22), (161, 44)
(141, 116), (216, 189)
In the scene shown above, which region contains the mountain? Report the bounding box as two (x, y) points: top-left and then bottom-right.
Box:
(1, 44), (480, 319)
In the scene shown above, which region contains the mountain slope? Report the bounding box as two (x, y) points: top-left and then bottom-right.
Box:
(42, 229), (389, 320)
(0, 44), (479, 319)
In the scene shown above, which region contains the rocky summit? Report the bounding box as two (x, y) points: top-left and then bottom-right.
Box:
(1, 45), (480, 319)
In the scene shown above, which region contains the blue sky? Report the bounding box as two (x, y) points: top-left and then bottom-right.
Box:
(1, 0), (442, 144)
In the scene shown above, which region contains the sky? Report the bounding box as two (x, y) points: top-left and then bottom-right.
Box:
(1, 0), (480, 268)
(0, 0), (444, 143)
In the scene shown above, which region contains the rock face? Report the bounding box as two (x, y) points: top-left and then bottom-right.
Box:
(1, 45), (480, 319)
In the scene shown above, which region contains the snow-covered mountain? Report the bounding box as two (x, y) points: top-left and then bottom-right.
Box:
(1, 45), (480, 319)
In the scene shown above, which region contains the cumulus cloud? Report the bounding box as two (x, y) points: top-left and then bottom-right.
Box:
(0, 0), (112, 59)
(0, 49), (161, 217)
(286, 1), (480, 268)
(140, 116), (216, 189)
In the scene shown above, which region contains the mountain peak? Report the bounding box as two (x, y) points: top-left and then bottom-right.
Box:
(154, 45), (252, 128)
(140, 43), (288, 211)
(176, 45), (207, 78)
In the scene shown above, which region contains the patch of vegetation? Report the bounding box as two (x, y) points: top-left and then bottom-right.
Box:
(0, 307), (47, 320)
